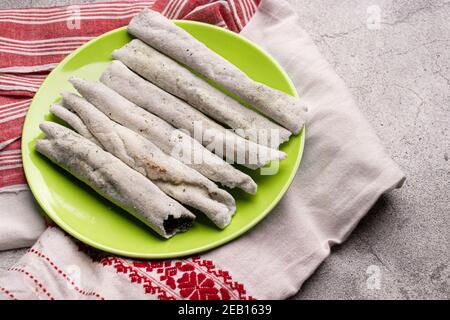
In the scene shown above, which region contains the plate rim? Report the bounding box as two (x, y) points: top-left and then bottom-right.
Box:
(21, 22), (305, 259)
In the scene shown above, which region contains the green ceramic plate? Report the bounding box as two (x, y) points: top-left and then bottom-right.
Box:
(22, 21), (305, 259)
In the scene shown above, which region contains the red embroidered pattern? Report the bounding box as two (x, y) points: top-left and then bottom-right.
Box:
(0, 285), (17, 300)
(100, 256), (255, 300)
(29, 248), (105, 300)
(9, 267), (54, 300)
(191, 257), (254, 300)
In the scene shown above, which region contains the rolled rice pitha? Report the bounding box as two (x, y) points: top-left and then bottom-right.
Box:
(50, 104), (101, 146)
(113, 39), (291, 148)
(101, 61), (286, 169)
(57, 92), (236, 229)
(36, 121), (195, 238)
(128, 8), (307, 134)
(69, 76), (257, 194)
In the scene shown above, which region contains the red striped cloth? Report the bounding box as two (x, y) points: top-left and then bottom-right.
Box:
(0, 0), (261, 191)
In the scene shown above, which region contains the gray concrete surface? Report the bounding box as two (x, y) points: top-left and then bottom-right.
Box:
(0, 0), (448, 299)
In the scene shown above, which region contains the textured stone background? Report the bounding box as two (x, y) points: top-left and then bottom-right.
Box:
(0, 0), (448, 299)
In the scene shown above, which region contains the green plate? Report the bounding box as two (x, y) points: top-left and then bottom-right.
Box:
(22, 21), (305, 259)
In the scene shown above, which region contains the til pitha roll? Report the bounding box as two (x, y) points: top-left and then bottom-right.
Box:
(113, 39), (291, 148)
(36, 121), (195, 238)
(128, 9), (307, 134)
(69, 76), (257, 194)
(50, 104), (101, 146)
(101, 61), (286, 170)
(58, 92), (236, 229)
